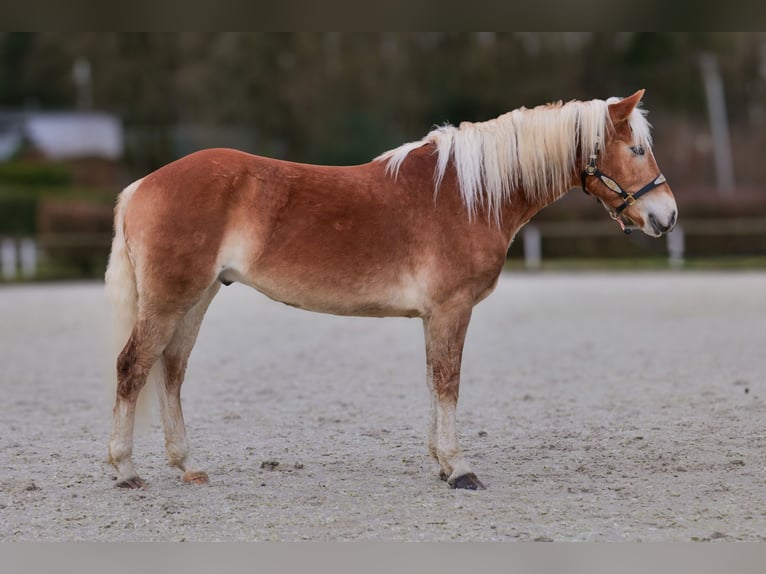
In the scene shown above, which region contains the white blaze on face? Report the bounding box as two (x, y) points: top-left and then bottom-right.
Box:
(630, 144), (677, 238)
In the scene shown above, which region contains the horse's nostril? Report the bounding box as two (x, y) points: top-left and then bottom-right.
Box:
(648, 212), (673, 234)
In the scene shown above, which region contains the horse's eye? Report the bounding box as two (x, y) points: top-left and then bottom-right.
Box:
(630, 145), (645, 156)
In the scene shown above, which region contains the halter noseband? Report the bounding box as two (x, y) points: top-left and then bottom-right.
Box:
(580, 142), (667, 235)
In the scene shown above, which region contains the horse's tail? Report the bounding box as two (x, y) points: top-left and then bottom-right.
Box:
(104, 178), (155, 423)
(105, 179), (140, 355)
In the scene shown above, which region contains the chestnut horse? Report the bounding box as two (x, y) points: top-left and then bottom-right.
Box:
(105, 89), (677, 490)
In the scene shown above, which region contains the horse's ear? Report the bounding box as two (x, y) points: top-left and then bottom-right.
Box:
(608, 89), (645, 124)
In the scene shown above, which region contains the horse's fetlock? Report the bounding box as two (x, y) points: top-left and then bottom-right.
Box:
(165, 446), (188, 469)
(108, 443), (129, 467)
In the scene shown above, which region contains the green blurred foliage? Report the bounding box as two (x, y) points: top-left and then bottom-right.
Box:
(0, 161), (71, 186)
(0, 196), (36, 235)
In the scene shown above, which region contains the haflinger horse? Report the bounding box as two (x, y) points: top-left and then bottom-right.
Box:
(105, 89), (676, 490)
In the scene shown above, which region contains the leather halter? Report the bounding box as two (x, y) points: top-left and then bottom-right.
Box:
(580, 143), (667, 235)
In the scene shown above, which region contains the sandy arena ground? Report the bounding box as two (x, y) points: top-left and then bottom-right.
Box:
(1, 271), (765, 541)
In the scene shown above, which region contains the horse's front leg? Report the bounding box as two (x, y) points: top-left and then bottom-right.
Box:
(423, 302), (485, 490)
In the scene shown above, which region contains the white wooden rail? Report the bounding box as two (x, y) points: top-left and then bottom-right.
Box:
(2, 238), (38, 280)
(0, 233), (111, 280)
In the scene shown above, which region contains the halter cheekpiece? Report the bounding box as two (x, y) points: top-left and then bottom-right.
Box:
(580, 139), (667, 235)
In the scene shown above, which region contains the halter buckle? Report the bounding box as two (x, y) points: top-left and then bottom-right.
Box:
(625, 194), (636, 205)
(585, 154), (597, 175)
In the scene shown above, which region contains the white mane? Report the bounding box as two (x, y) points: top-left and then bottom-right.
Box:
(375, 97), (652, 223)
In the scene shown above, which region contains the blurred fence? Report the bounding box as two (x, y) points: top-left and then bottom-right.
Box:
(1, 237), (37, 279)
(519, 218), (766, 269)
(1, 232), (112, 280)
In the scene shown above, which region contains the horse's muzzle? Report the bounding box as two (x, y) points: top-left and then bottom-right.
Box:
(648, 210), (677, 235)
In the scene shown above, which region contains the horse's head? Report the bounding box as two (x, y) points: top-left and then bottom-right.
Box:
(581, 90), (678, 237)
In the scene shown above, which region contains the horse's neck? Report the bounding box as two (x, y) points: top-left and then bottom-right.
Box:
(497, 169), (580, 242)
(496, 192), (544, 240)
(395, 143), (580, 241)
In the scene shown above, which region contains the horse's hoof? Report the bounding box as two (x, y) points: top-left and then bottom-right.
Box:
(449, 473), (485, 490)
(115, 476), (145, 489)
(182, 471), (209, 485)
(439, 470), (449, 482)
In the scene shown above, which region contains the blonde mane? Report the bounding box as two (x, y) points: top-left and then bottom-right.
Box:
(376, 97), (652, 222)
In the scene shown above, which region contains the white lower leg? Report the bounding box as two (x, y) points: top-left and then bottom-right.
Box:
(434, 400), (473, 481)
(156, 378), (207, 484)
(164, 424), (203, 474)
(158, 386), (203, 475)
(108, 399), (139, 482)
(428, 396), (439, 462)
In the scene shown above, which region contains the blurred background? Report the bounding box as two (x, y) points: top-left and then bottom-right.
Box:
(0, 32), (764, 281)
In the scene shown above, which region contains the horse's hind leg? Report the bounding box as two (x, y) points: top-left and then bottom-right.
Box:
(158, 283), (221, 485)
(109, 312), (182, 488)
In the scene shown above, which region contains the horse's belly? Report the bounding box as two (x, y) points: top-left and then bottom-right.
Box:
(216, 209), (433, 318)
(225, 267), (428, 318)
